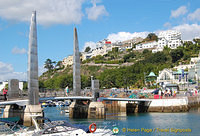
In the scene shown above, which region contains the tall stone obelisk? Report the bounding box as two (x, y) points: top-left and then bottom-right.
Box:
(73, 28), (81, 96)
(24, 11), (43, 126)
(28, 11), (39, 105)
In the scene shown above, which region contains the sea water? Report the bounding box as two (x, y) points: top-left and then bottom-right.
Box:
(44, 107), (200, 136)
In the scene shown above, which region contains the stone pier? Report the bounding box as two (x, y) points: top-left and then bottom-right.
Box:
(69, 100), (89, 118)
(3, 105), (25, 124)
(103, 101), (149, 116)
(88, 102), (105, 119)
(69, 101), (106, 119)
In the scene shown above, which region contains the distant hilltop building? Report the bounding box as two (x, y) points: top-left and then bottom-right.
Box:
(135, 40), (157, 50)
(62, 55), (73, 67)
(82, 39), (112, 61)
(132, 30), (183, 53)
(62, 30), (184, 67)
(119, 37), (143, 51)
(157, 30), (182, 49)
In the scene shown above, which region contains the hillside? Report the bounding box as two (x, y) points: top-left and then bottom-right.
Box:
(39, 40), (200, 90)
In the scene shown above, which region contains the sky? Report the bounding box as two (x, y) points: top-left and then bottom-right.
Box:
(0, 0), (200, 82)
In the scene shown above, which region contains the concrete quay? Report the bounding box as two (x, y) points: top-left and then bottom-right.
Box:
(69, 96), (200, 119)
(148, 96), (200, 112)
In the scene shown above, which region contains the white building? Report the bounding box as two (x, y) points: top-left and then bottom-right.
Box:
(157, 69), (188, 86)
(158, 30), (182, 49)
(81, 39), (112, 61)
(120, 37), (143, 51)
(0, 81), (8, 91)
(174, 52), (200, 70)
(174, 64), (194, 70)
(135, 40), (157, 50)
(191, 52), (200, 64)
(0, 81), (24, 91)
(62, 55), (73, 66)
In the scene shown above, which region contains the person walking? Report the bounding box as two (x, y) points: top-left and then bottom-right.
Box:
(65, 86), (69, 96)
(3, 88), (8, 101)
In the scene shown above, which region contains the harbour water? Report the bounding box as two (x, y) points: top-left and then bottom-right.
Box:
(44, 107), (200, 136)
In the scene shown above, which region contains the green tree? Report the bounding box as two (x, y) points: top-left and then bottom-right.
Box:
(193, 38), (200, 45)
(23, 82), (28, 90)
(44, 58), (56, 71)
(170, 49), (184, 63)
(39, 81), (45, 89)
(55, 61), (64, 70)
(143, 49), (151, 58)
(144, 33), (158, 41)
(123, 52), (136, 62)
(1, 84), (8, 91)
(81, 75), (91, 89)
(84, 46), (91, 52)
(112, 47), (119, 53)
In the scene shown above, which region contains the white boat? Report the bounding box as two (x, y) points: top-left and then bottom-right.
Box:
(1, 116), (113, 136)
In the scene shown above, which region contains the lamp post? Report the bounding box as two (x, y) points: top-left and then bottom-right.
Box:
(91, 76), (93, 91)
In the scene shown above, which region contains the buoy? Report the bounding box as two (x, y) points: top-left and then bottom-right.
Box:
(89, 123), (97, 133)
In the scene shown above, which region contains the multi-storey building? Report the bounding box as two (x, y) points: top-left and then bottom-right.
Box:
(158, 30), (182, 49)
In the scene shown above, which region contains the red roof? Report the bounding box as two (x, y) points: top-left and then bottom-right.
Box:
(105, 41), (111, 44)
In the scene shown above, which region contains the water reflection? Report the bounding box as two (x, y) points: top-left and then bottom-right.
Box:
(106, 112), (127, 120)
(43, 107), (200, 136)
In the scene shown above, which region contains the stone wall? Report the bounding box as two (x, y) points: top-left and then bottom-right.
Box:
(148, 97), (191, 112)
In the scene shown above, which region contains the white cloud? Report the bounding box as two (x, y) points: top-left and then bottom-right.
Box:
(163, 22), (172, 28)
(0, 61), (46, 81)
(188, 8), (200, 22)
(171, 6), (188, 18)
(107, 32), (149, 43)
(0, 61), (27, 82)
(82, 41), (96, 52)
(86, 0), (108, 20)
(172, 24), (200, 40)
(12, 47), (27, 54)
(0, 62), (13, 75)
(0, 0), (84, 26)
(38, 65), (47, 76)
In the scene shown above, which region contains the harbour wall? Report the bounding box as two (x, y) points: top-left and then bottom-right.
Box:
(69, 96), (200, 119)
(148, 96), (200, 112)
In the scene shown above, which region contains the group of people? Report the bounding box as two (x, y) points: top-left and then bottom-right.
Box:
(164, 89), (174, 97)
(158, 89), (176, 98)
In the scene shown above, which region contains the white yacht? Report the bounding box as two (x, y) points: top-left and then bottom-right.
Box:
(0, 116), (113, 136)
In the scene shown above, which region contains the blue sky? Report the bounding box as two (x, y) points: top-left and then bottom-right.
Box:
(0, 0), (200, 81)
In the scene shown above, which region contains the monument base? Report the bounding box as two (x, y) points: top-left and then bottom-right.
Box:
(23, 105), (43, 127)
